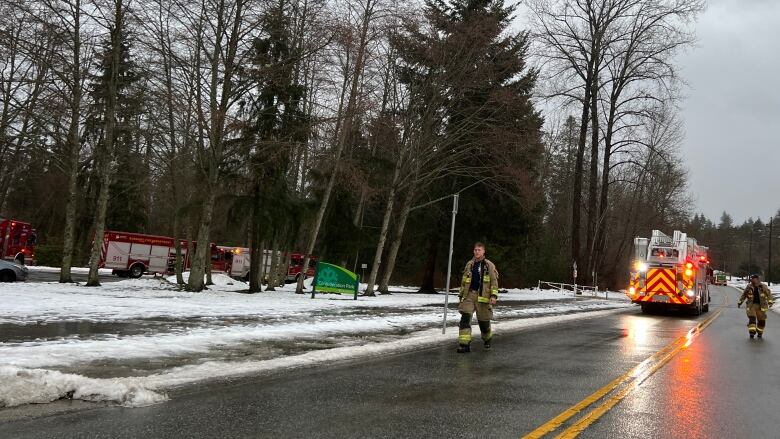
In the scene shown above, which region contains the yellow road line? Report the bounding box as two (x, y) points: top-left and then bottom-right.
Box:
(522, 297), (727, 439)
(520, 340), (678, 439)
(553, 308), (724, 439)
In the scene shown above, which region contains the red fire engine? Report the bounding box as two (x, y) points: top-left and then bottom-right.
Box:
(0, 217), (36, 265)
(213, 246), (317, 282)
(100, 231), (193, 278)
(627, 230), (712, 315)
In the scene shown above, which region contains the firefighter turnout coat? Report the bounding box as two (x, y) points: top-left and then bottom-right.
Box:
(458, 258), (499, 321)
(739, 283), (774, 310)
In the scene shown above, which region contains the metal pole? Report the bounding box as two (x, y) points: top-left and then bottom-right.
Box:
(442, 194), (459, 334)
(749, 226), (754, 275)
(769, 217), (773, 286)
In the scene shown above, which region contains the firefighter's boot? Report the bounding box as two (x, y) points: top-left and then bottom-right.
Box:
(457, 312), (472, 353)
(748, 316), (758, 338)
(479, 320), (493, 350)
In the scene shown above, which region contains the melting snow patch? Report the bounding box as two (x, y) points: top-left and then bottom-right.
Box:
(0, 366), (167, 408)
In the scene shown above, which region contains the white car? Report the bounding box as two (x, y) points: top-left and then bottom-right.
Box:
(0, 259), (28, 282)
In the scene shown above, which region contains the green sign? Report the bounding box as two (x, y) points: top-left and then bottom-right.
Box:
(312, 262), (360, 300)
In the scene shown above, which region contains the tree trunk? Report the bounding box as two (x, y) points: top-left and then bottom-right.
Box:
(570, 69), (593, 282)
(585, 71), (600, 285)
(379, 187), (415, 294)
(248, 184), (264, 292)
(363, 183), (397, 296)
(87, 2), (123, 287)
(60, 2), (83, 283)
(161, 4), (184, 286)
(266, 242), (280, 291)
(249, 230), (263, 293)
(206, 256), (213, 285)
(418, 233), (439, 294)
(594, 100), (617, 283)
(173, 214), (184, 284)
(187, 186), (216, 291)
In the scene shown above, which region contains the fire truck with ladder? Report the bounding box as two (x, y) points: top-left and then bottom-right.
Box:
(627, 230), (712, 315)
(0, 217), (36, 265)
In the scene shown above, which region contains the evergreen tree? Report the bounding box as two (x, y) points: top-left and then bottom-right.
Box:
(85, 18), (145, 233)
(393, 0), (544, 288)
(245, 0), (309, 291)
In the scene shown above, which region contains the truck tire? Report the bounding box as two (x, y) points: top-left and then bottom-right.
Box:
(0, 270), (16, 282)
(690, 302), (702, 316)
(703, 303), (710, 313)
(640, 303), (651, 314)
(129, 263), (145, 279)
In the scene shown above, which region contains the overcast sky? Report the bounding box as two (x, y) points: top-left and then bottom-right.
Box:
(677, 0), (780, 223)
(517, 0), (780, 224)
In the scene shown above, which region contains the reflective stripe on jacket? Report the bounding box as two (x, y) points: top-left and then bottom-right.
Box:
(460, 258), (499, 300)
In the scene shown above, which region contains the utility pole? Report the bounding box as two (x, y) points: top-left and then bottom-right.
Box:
(769, 217), (773, 286)
(749, 224), (754, 276)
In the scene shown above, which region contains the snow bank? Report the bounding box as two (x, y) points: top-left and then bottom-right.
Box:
(26, 265), (113, 275)
(0, 366), (166, 408)
(0, 279), (594, 325)
(0, 278), (630, 408)
(1, 308), (626, 408)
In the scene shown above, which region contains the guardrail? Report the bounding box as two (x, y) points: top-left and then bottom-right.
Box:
(537, 280), (610, 299)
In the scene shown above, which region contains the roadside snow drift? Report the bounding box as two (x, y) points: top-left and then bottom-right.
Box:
(0, 366), (166, 408)
(0, 275), (630, 407)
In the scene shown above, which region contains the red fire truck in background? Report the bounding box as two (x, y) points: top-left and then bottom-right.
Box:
(287, 253), (316, 282)
(100, 230), (198, 278)
(0, 217), (36, 265)
(101, 230), (316, 281)
(213, 246), (317, 283)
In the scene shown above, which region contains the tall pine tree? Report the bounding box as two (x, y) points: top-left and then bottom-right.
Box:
(393, 0), (545, 289)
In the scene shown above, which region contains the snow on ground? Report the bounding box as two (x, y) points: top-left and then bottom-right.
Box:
(0, 275), (630, 408)
(26, 265), (113, 275)
(1, 309), (627, 409)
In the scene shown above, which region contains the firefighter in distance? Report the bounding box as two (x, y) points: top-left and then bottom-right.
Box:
(738, 274), (774, 339)
(457, 242), (499, 353)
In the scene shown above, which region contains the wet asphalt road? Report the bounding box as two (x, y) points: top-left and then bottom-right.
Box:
(1, 286), (774, 439)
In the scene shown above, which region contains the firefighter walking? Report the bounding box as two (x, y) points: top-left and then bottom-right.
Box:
(457, 242), (499, 353)
(738, 274), (774, 339)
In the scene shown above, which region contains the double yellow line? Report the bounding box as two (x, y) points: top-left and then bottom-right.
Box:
(522, 302), (726, 439)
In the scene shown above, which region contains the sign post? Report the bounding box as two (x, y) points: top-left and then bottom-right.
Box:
(312, 262), (360, 300)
